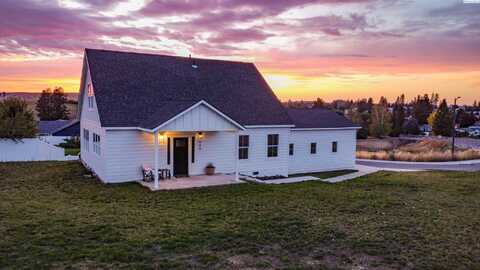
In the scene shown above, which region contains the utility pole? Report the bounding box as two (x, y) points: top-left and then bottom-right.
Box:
(452, 97), (461, 160)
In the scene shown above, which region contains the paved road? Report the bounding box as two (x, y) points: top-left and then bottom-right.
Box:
(357, 159), (480, 172)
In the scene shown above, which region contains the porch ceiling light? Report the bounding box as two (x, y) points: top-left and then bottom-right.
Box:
(197, 132), (204, 139)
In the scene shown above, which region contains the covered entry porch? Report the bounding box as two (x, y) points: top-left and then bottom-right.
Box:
(144, 100), (245, 190)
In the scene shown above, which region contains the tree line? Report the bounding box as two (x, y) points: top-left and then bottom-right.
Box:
(288, 94), (479, 139)
(0, 87), (71, 140)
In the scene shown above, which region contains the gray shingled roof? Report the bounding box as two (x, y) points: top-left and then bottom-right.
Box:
(52, 120), (80, 136)
(85, 49), (293, 129)
(287, 108), (359, 129)
(38, 120), (71, 135)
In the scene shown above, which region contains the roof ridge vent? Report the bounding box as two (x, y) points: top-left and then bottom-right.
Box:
(189, 54), (198, 69)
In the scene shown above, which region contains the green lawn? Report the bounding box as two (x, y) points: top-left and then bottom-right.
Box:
(64, 148), (80, 156)
(1, 162), (479, 269)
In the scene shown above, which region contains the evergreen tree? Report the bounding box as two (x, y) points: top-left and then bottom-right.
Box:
(402, 117), (421, 135)
(313, 98), (325, 108)
(51, 87), (69, 119)
(391, 95), (405, 137)
(432, 99), (454, 136)
(356, 98), (373, 113)
(457, 110), (476, 128)
(0, 97), (37, 140)
(367, 97), (374, 112)
(36, 87), (69, 120)
(412, 94), (434, 125)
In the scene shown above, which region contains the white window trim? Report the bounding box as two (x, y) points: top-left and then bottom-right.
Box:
(87, 83), (94, 110)
(332, 141), (338, 153)
(267, 134), (279, 158)
(239, 135), (249, 160)
(93, 133), (101, 155)
(83, 129), (89, 152)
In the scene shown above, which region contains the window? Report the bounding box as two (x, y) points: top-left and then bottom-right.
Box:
(191, 136), (195, 163)
(93, 133), (101, 155)
(289, 143), (294, 156)
(238, 135), (249, 159)
(83, 129), (89, 152)
(332, 141), (338, 153)
(167, 137), (171, 165)
(267, 134), (279, 157)
(310, 143), (317, 154)
(87, 83), (94, 109)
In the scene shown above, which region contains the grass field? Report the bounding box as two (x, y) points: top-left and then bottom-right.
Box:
(1, 162), (479, 269)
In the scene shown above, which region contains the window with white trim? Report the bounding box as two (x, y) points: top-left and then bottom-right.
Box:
(83, 129), (89, 152)
(238, 135), (249, 159)
(267, 134), (279, 157)
(87, 83), (94, 109)
(332, 141), (338, 153)
(289, 143), (294, 156)
(310, 143), (317, 154)
(93, 133), (101, 155)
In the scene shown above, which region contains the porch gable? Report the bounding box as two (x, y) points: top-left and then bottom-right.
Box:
(155, 100), (244, 132)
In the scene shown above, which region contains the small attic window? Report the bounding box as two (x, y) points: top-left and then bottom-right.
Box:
(87, 83), (94, 109)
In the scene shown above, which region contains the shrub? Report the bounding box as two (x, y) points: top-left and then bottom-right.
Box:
(0, 97), (37, 140)
(57, 137), (80, 148)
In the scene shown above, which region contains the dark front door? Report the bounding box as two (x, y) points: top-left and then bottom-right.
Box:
(173, 138), (189, 177)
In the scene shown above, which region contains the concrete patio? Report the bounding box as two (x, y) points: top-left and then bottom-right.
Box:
(138, 173), (244, 191)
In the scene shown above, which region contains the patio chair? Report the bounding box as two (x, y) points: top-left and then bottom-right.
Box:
(141, 165), (154, 182)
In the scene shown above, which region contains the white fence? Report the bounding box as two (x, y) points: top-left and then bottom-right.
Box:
(39, 136), (70, 146)
(0, 138), (71, 162)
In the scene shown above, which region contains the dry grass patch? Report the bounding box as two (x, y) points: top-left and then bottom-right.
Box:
(357, 139), (480, 162)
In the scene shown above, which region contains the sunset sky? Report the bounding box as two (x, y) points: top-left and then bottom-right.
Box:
(0, 0), (479, 104)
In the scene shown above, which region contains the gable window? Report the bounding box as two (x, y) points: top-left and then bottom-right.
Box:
(267, 134), (279, 157)
(83, 129), (89, 152)
(310, 143), (317, 154)
(332, 141), (338, 153)
(289, 143), (294, 156)
(87, 83), (94, 109)
(238, 135), (249, 160)
(93, 133), (101, 155)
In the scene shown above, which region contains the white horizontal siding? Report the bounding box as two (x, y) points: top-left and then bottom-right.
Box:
(103, 130), (238, 183)
(288, 129), (357, 174)
(100, 127), (356, 183)
(104, 130), (155, 182)
(160, 104), (238, 131)
(79, 64), (106, 180)
(238, 128), (290, 177)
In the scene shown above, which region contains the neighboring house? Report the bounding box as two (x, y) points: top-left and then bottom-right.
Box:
(78, 49), (359, 184)
(38, 120), (71, 136)
(467, 126), (480, 137)
(38, 120), (80, 145)
(419, 124), (432, 136)
(52, 121), (80, 137)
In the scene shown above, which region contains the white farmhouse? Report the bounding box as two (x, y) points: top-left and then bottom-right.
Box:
(78, 49), (359, 187)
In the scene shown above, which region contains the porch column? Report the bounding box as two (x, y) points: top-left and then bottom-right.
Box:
(154, 130), (159, 189)
(235, 131), (239, 181)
